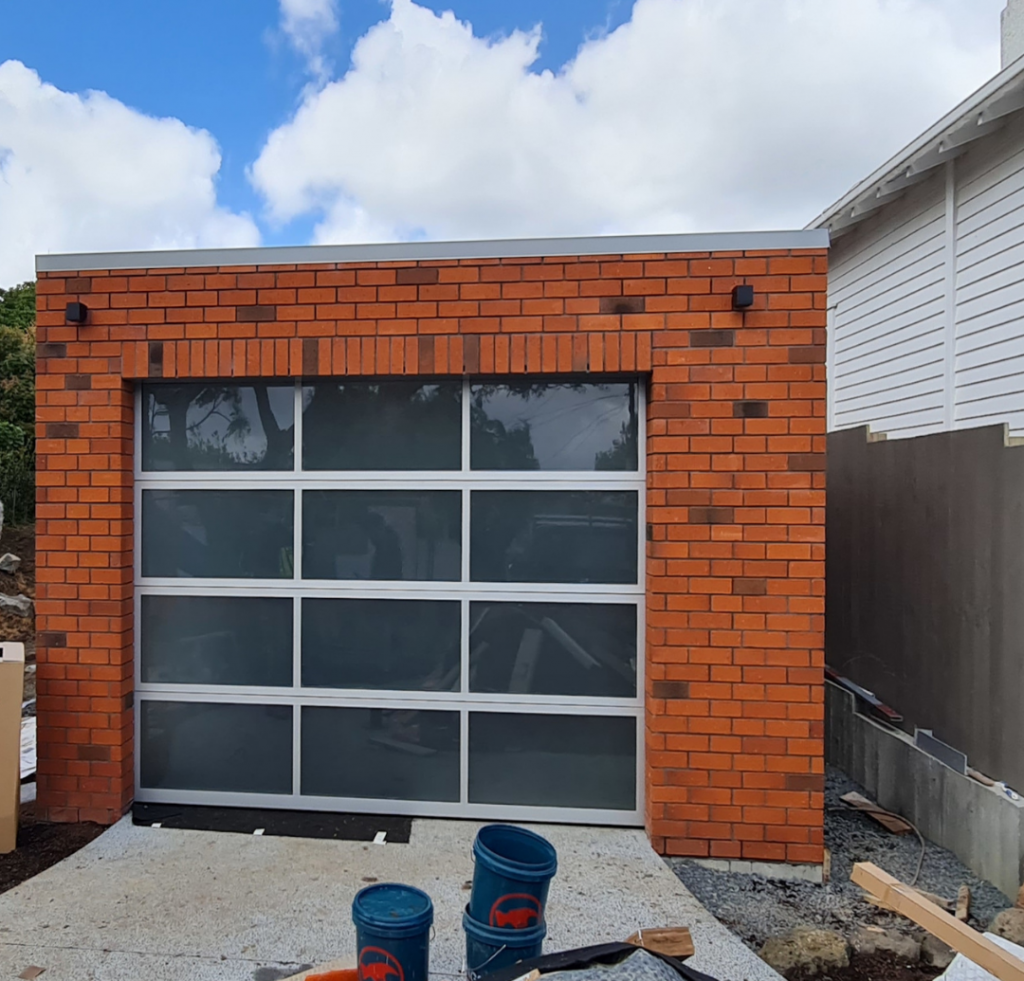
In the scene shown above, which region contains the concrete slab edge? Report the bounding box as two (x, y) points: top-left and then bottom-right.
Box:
(826, 681), (1024, 900)
(690, 858), (824, 884)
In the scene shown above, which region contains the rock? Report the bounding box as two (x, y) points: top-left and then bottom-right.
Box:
(760, 927), (850, 977)
(0, 593), (31, 617)
(0, 553), (20, 573)
(956, 885), (972, 922)
(851, 926), (921, 961)
(917, 889), (954, 911)
(991, 908), (1024, 945)
(921, 935), (955, 970)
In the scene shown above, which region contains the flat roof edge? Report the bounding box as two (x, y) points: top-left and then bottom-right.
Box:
(36, 230), (829, 273)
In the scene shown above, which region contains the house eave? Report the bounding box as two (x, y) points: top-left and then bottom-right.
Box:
(809, 53), (1024, 238)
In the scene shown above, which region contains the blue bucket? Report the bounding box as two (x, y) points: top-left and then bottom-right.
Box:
(463, 906), (546, 979)
(352, 883), (433, 981)
(469, 825), (557, 929)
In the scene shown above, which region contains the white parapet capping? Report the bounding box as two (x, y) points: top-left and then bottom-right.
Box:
(35, 230), (830, 274)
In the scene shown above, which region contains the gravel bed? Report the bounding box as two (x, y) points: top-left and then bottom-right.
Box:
(668, 766), (1010, 951)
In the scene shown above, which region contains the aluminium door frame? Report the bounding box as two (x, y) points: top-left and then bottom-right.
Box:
(132, 378), (647, 826)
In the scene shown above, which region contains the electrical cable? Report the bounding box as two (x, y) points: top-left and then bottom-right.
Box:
(829, 803), (927, 887)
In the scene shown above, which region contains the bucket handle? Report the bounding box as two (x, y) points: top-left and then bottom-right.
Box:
(468, 943), (508, 981)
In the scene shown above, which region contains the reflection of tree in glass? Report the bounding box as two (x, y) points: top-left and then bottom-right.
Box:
(471, 383), (540, 470)
(303, 382), (461, 470)
(149, 385), (293, 469)
(594, 420), (638, 471)
(473, 382), (638, 471)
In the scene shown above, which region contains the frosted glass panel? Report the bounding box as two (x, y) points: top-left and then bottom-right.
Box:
(470, 602), (636, 697)
(302, 598), (460, 691)
(302, 707), (459, 801)
(469, 713), (635, 809)
(139, 701), (292, 794)
(302, 490), (460, 581)
(140, 595), (293, 686)
(471, 490), (638, 584)
(141, 489), (294, 579)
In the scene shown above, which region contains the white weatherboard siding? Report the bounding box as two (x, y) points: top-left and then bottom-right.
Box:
(829, 174), (948, 438)
(954, 113), (1024, 435)
(828, 115), (1024, 439)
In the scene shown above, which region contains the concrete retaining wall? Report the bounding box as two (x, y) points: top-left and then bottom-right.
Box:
(826, 681), (1024, 901)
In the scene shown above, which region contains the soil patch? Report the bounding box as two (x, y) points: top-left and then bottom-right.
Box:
(0, 799), (104, 896)
(0, 523), (35, 647)
(798, 952), (942, 981)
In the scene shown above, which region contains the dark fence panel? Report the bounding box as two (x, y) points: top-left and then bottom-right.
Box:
(827, 424), (1024, 793)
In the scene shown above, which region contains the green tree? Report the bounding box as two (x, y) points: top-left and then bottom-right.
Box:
(0, 281), (36, 525)
(0, 282), (36, 331)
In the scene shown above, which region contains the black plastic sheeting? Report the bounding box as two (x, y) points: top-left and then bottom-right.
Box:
(482, 943), (719, 981)
(132, 803), (412, 843)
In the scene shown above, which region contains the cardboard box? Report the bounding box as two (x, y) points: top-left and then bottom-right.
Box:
(0, 642), (25, 854)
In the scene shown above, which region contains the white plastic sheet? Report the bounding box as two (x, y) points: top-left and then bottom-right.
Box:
(20, 715), (35, 781)
(937, 933), (1024, 981)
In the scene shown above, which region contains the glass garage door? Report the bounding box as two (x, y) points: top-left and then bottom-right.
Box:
(134, 378), (644, 824)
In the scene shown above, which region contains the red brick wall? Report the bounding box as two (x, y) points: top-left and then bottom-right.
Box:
(35, 247), (826, 864)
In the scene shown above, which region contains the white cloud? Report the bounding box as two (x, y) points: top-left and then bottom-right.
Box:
(251, 0), (1003, 243)
(0, 61), (259, 286)
(279, 0), (340, 83)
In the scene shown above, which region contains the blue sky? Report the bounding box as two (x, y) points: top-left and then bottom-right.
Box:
(0, 0), (632, 241)
(0, 0), (1006, 284)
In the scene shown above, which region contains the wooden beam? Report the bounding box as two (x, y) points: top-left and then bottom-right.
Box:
(852, 864), (1024, 981)
(626, 927), (695, 959)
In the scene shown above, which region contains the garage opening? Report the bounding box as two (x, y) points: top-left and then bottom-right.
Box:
(134, 378), (645, 824)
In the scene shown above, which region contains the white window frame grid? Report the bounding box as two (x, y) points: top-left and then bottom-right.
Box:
(133, 378), (646, 826)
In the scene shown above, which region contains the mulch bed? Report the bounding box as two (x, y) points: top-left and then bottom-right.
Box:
(801, 952), (943, 981)
(0, 799), (105, 896)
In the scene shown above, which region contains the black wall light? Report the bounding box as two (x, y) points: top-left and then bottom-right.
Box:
(65, 302), (89, 324)
(732, 285), (755, 310)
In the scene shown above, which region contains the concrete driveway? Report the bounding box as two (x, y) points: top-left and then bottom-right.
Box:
(0, 818), (780, 981)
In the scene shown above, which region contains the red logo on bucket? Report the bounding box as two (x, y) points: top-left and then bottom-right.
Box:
(489, 894), (542, 929)
(359, 947), (405, 981)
